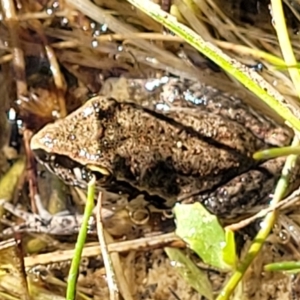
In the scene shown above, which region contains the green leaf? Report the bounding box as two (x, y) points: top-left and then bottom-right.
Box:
(174, 203), (235, 271)
(165, 247), (214, 300)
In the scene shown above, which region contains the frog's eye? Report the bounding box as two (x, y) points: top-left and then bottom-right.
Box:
(72, 165), (110, 185)
(86, 165), (112, 183)
(87, 165), (110, 176)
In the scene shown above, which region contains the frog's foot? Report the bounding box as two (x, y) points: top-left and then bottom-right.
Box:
(0, 197), (113, 236)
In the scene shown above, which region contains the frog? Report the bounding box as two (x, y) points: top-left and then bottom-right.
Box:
(30, 77), (293, 218)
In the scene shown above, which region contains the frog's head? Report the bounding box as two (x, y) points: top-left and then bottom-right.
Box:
(31, 148), (96, 188)
(30, 96), (116, 188)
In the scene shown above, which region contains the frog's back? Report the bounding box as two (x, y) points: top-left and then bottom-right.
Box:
(97, 96), (284, 202)
(30, 78), (292, 211)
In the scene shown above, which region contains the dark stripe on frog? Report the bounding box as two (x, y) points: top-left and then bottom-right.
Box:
(117, 100), (263, 160)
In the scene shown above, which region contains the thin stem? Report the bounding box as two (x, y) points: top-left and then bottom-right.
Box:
(66, 177), (95, 300)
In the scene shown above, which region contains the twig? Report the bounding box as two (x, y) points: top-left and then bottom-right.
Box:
(24, 232), (181, 268)
(17, 9), (78, 21)
(23, 130), (38, 213)
(226, 188), (300, 231)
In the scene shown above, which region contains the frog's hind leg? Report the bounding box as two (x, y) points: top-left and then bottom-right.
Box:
(196, 157), (287, 218)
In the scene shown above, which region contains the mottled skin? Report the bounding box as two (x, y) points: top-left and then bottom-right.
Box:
(30, 78), (292, 217)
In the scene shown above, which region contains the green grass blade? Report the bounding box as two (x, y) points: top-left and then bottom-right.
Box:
(66, 177), (95, 300)
(127, 0), (300, 132)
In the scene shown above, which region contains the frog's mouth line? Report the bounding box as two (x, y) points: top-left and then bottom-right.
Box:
(32, 149), (104, 188)
(32, 149), (175, 208)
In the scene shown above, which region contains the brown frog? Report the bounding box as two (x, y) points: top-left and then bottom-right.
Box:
(30, 77), (292, 218)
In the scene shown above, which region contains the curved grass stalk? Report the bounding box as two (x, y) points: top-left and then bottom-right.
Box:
(126, 0), (300, 132)
(216, 137), (299, 300)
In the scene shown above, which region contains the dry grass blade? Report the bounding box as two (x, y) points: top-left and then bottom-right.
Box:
(0, 239), (29, 300)
(23, 14), (67, 118)
(1, 0), (27, 98)
(96, 192), (119, 300)
(226, 188), (300, 231)
(44, 45), (67, 117)
(24, 232), (181, 268)
(65, 0), (200, 79)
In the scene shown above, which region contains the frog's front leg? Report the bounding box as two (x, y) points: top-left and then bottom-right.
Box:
(197, 157), (287, 218)
(0, 196), (113, 236)
(0, 197), (84, 235)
